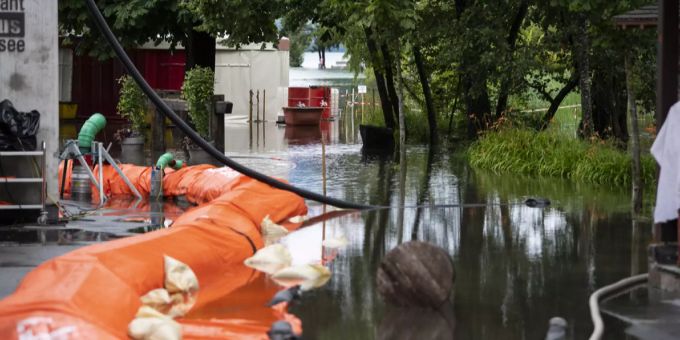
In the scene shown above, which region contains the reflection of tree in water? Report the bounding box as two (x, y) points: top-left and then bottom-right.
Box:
(293, 148), (648, 339)
(411, 146), (437, 240)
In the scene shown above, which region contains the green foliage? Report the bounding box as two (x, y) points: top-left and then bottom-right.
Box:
(59, 0), (284, 59)
(59, 0), (187, 59)
(182, 67), (214, 138)
(181, 0), (282, 48)
(468, 128), (657, 189)
(116, 75), (147, 133)
(280, 20), (313, 67)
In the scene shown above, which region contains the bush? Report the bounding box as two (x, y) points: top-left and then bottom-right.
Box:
(116, 75), (147, 134)
(468, 128), (657, 188)
(182, 67), (214, 138)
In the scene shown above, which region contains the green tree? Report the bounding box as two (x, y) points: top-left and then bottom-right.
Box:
(59, 0), (284, 71)
(280, 22), (313, 67)
(532, 0), (654, 143)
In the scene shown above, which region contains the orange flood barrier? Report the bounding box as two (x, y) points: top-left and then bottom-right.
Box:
(3, 164), (308, 339)
(58, 163), (249, 205)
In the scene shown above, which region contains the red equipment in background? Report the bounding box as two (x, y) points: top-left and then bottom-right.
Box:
(287, 86), (333, 120)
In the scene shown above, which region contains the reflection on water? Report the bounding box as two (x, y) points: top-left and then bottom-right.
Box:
(223, 118), (651, 339)
(0, 228), (121, 245)
(63, 114), (652, 339)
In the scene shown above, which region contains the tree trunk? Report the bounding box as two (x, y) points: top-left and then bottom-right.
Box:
(411, 146), (436, 240)
(625, 56), (642, 214)
(591, 58), (629, 146)
(365, 27), (395, 129)
(185, 29), (216, 72)
(396, 45), (406, 145)
(495, 0), (529, 117)
(413, 45), (438, 144)
(381, 44), (401, 124)
(538, 75), (579, 130)
(575, 14), (593, 139)
(463, 74), (492, 139)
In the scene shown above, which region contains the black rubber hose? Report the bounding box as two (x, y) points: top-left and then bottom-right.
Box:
(82, 0), (553, 213)
(84, 0), (372, 210)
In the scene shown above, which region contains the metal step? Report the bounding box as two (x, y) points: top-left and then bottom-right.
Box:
(0, 205), (42, 210)
(0, 178), (42, 183)
(0, 151), (43, 156)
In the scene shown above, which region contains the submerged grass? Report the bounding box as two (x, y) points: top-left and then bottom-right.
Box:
(360, 107), (457, 143)
(468, 128), (657, 189)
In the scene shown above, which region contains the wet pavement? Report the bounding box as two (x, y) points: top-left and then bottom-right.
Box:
(0, 198), (187, 298)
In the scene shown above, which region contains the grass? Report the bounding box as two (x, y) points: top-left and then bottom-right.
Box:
(468, 127), (657, 189)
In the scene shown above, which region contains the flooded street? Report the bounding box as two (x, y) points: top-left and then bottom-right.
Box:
(219, 118), (651, 339)
(1, 53), (653, 339)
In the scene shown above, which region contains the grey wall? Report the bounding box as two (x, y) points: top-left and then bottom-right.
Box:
(0, 1), (59, 205)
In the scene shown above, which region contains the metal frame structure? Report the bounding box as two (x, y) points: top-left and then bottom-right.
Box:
(59, 139), (142, 205)
(0, 142), (46, 212)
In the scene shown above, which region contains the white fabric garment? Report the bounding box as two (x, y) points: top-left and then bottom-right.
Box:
(651, 102), (680, 223)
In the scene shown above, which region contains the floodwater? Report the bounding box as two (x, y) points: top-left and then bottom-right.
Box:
(221, 118), (651, 339)
(45, 54), (652, 338)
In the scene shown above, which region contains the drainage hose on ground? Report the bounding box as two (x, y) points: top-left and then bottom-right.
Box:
(84, 0), (371, 210)
(588, 273), (648, 340)
(78, 113), (106, 153)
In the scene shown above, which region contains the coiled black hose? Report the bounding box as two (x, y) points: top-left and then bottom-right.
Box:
(84, 0), (372, 210)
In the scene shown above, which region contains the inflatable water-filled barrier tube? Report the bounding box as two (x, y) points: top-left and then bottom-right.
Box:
(0, 164), (308, 339)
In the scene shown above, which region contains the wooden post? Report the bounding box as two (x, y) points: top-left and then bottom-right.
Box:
(249, 90), (253, 123)
(210, 95), (225, 152)
(263, 89), (266, 122)
(653, 0), (678, 244)
(657, 0), (678, 129)
(625, 56), (642, 215)
(361, 93), (365, 121)
(151, 104), (166, 162)
(249, 90), (253, 149)
(322, 139), (327, 196)
(372, 88), (376, 116)
(256, 90), (260, 122)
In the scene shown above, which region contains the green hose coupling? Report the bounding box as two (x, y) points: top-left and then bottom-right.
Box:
(156, 152), (183, 170)
(78, 113), (107, 153)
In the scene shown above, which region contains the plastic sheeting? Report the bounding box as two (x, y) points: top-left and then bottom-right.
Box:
(1, 165), (308, 339)
(0, 99), (40, 151)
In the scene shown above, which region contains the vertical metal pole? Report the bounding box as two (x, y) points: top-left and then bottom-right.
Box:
(653, 0), (679, 243)
(351, 88), (355, 139)
(98, 142), (105, 205)
(60, 159), (68, 199)
(262, 89), (267, 146)
(263, 89), (266, 122)
(249, 90), (253, 123)
(101, 149), (142, 200)
(256, 90), (260, 122)
(40, 141), (46, 212)
(657, 0), (679, 129)
(321, 140), (327, 197)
